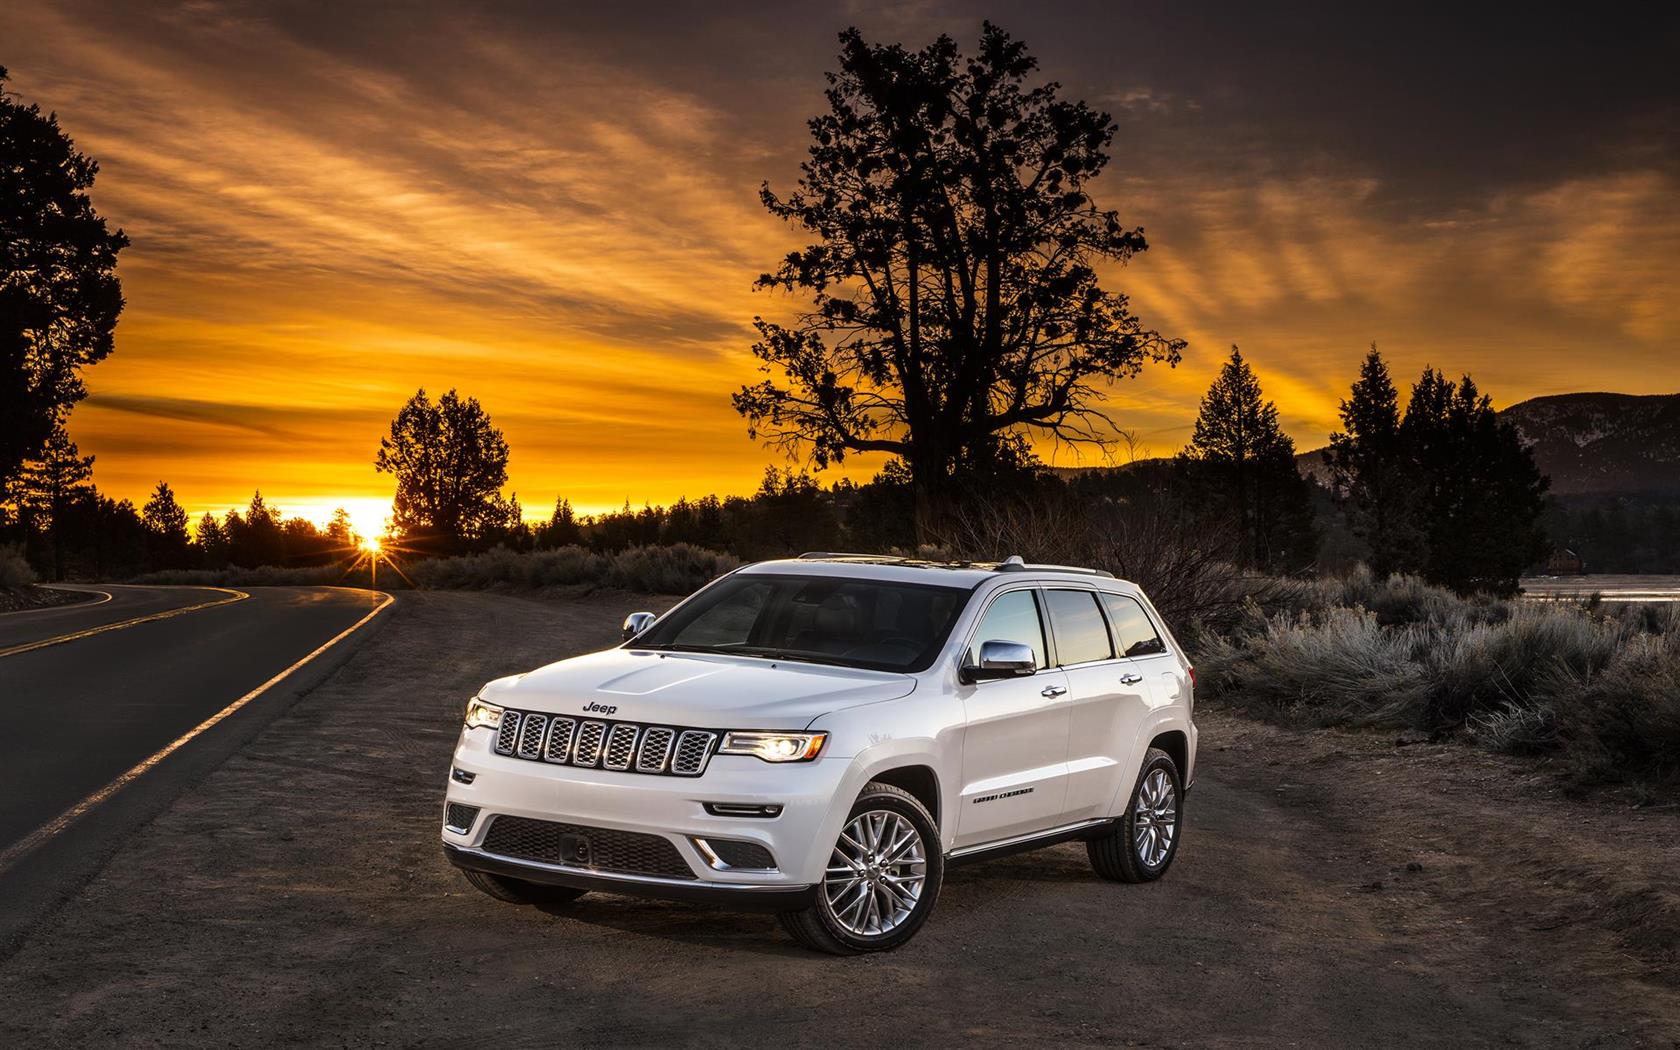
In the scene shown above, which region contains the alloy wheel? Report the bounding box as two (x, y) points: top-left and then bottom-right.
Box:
(1133, 767), (1177, 868)
(822, 809), (928, 936)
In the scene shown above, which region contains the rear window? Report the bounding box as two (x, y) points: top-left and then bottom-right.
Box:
(1044, 589), (1114, 666)
(1101, 593), (1167, 657)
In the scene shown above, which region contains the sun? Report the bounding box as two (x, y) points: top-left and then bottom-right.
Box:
(359, 536), (383, 554)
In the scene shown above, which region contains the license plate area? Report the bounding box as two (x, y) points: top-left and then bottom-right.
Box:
(558, 833), (592, 866)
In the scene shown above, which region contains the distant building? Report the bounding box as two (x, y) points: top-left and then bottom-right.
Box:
(1545, 547), (1585, 575)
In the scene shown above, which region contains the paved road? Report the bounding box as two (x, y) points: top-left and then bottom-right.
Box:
(0, 582), (240, 654)
(0, 585), (390, 952)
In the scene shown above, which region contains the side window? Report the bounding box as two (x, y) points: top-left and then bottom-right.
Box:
(967, 589), (1048, 669)
(1044, 589), (1114, 665)
(1101, 593), (1167, 657)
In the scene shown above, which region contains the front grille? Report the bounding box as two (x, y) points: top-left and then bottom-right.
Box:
(707, 839), (776, 870)
(444, 802), (480, 832)
(492, 709), (719, 778)
(481, 815), (695, 880)
(573, 721), (606, 766)
(672, 730), (716, 775)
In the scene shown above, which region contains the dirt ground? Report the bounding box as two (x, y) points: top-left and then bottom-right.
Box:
(3, 590), (1677, 1049)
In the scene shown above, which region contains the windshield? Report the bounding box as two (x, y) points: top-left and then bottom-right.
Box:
(631, 573), (970, 673)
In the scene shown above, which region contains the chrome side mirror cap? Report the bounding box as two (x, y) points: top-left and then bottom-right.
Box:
(622, 611), (657, 641)
(962, 639), (1037, 682)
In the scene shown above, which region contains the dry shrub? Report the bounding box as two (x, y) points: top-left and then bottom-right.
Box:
(1204, 570), (1680, 790)
(131, 564), (340, 586)
(0, 544), (36, 589)
(405, 543), (739, 595)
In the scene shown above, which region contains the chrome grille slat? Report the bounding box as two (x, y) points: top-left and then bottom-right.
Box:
(489, 708), (716, 777)
(671, 730), (716, 777)
(544, 717), (576, 763)
(517, 713), (548, 759)
(636, 727), (675, 773)
(573, 721), (607, 766)
(494, 712), (521, 755)
(603, 724), (640, 771)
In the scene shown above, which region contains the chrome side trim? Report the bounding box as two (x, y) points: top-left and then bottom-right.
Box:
(946, 818), (1113, 860)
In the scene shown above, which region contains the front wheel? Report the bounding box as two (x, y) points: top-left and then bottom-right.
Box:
(779, 781), (943, 954)
(1087, 747), (1183, 883)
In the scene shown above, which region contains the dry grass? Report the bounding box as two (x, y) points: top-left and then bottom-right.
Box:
(1199, 572), (1680, 790)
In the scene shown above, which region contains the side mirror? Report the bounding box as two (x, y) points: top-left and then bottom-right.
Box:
(622, 611), (657, 641)
(962, 639), (1037, 683)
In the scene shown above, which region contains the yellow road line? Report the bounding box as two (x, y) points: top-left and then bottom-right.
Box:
(0, 591), (395, 875)
(0, 587), (248, 659)
(0, 586), (114, 618)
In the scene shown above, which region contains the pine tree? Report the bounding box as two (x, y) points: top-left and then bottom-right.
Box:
(1403, 372), (1548, 594)
(1181, 347), (1316, 571)
(14, 424), (94, 580)
(141, 481), (191, 569)
(325, 507), (356, 549)
(196, 512), (229, 568)
(1323, 346), (1425, 576)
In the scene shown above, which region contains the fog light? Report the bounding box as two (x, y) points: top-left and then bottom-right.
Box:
(703, 802), (783, 818)
(451, 767), (476, 785)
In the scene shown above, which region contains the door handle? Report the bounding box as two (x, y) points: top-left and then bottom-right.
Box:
(1040, 684), (1067, 699)
(1119, 673), (1144, 685)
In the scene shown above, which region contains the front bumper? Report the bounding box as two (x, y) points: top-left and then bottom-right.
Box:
(443, 843), (816, 912)
(442, 725), (853, 892)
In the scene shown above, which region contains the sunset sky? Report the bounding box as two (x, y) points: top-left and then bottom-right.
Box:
(10, 2), (1678, 533)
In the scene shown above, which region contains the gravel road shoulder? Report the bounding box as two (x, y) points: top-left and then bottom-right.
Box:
(2, 590), (1676, 1049)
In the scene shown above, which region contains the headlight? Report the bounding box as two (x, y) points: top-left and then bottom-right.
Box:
(464, 696), (505, 730)
(719, 731), (827, 763)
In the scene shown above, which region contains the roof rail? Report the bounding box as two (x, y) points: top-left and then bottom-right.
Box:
(796, 551), (908, 561)
(994, 555), (1115, 579)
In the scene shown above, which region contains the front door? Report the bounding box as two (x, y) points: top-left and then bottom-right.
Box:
(955, 588), (1071, 848)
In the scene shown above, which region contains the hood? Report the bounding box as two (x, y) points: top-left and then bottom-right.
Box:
(481, 648), (916, 729)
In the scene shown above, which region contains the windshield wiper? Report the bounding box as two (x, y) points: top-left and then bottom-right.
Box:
(712, 645), (849, 667)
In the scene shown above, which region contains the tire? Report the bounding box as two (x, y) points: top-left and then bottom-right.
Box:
(1087, 747), (1183, 883)
(461, 868), (588, 907)
(779, 781), (943, 955)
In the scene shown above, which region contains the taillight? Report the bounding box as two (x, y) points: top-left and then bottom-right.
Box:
(1187, 665), (1196, 686)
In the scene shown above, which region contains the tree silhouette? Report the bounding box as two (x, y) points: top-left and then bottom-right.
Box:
(1, 67), (128, 488)
(1401, 369), (1548, 595)
(325, 507), (356, 549)
(735, 24), (1182, 541)
(1323, 346), (1425, 576)
(13, 423), (94, 580)
(195, 512), (229, 568)
(140, 481), (191, 569)
(537, 496), (582, 548)
(1180, 347), (1315, 572)
(374, 388), (511, 552)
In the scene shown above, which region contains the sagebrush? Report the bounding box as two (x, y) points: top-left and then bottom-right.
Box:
(1198, 570), (1680, 788)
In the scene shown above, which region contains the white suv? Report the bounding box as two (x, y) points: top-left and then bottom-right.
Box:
(442, 554), (1197, 954)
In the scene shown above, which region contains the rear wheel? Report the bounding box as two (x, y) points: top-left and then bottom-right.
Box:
(461, 868), (588, 906)
(779, 781), (942, 954)
(1087, 747), (1182, 883)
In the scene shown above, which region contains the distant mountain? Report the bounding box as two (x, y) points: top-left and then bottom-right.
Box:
(1298, 392), (1680, 496)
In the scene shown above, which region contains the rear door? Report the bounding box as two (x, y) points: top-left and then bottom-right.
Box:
(954, 587), (1072, 848)
(1044, 588), (1154, 822)
(1099, 592), (1183, 801)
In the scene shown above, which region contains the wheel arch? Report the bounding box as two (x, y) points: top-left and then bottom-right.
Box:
(1148, 729), (1190, 787)
(866, 764), (942, 831)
